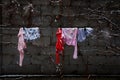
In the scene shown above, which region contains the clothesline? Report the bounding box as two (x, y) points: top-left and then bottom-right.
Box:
(0, 27), (46, 30)
(0, 25), (113, 29)
(0, 28), (119, 37)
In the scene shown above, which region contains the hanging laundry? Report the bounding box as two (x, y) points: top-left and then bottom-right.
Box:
(77, 28), (93, 42)
(23, 27), (40, 41)
(55, 28), (64, 64)
(18, 28), (26, 67)
(62, 28), (78, 59)
(17, 27), (40, 67)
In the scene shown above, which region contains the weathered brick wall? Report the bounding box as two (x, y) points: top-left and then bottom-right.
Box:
(0, 0), (120, 75)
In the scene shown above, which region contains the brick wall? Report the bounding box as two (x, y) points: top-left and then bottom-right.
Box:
(0, 0), (120, 75)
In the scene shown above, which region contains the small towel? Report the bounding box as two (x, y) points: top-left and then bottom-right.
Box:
(23, 27), (40, 41)
(78, 28), (93, 42)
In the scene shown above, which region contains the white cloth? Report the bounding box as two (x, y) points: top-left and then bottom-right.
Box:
(23, 27), (40, 41)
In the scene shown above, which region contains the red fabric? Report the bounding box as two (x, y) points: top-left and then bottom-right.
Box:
(56, 28), (64, 64)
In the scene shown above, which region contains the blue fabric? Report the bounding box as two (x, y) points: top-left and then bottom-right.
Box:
(23, 27), (40, 41)
(77, 28), (93, 42)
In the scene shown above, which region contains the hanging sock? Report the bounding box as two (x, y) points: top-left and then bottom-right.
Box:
(62, 28), (78, 59)
(55, 28), (64, 64)
(18, 28), (26, 67)
(78, 28), (93, 42)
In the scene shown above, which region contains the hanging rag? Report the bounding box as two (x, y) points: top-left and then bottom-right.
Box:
(18, 28), (26, 67)
(18, 27), (40, 67)
(62, 28), (78, 59)
(55, 28), (64, 64)
(78, 28), (93, 42)
(24, 27), (40, 41)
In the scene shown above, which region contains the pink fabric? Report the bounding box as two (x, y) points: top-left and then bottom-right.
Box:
(18, 28), (26, 67)
(62, 28), (78, 59)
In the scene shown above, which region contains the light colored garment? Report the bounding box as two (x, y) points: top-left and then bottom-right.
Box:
(62, 28), (78, 59)
(78, 28), (93, 42)
(17, 27), (40, 67)
(24, 27), (40, 41)
(18, 28), (26, 67)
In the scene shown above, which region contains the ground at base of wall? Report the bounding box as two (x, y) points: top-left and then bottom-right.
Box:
(0, 77), (120, 80)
